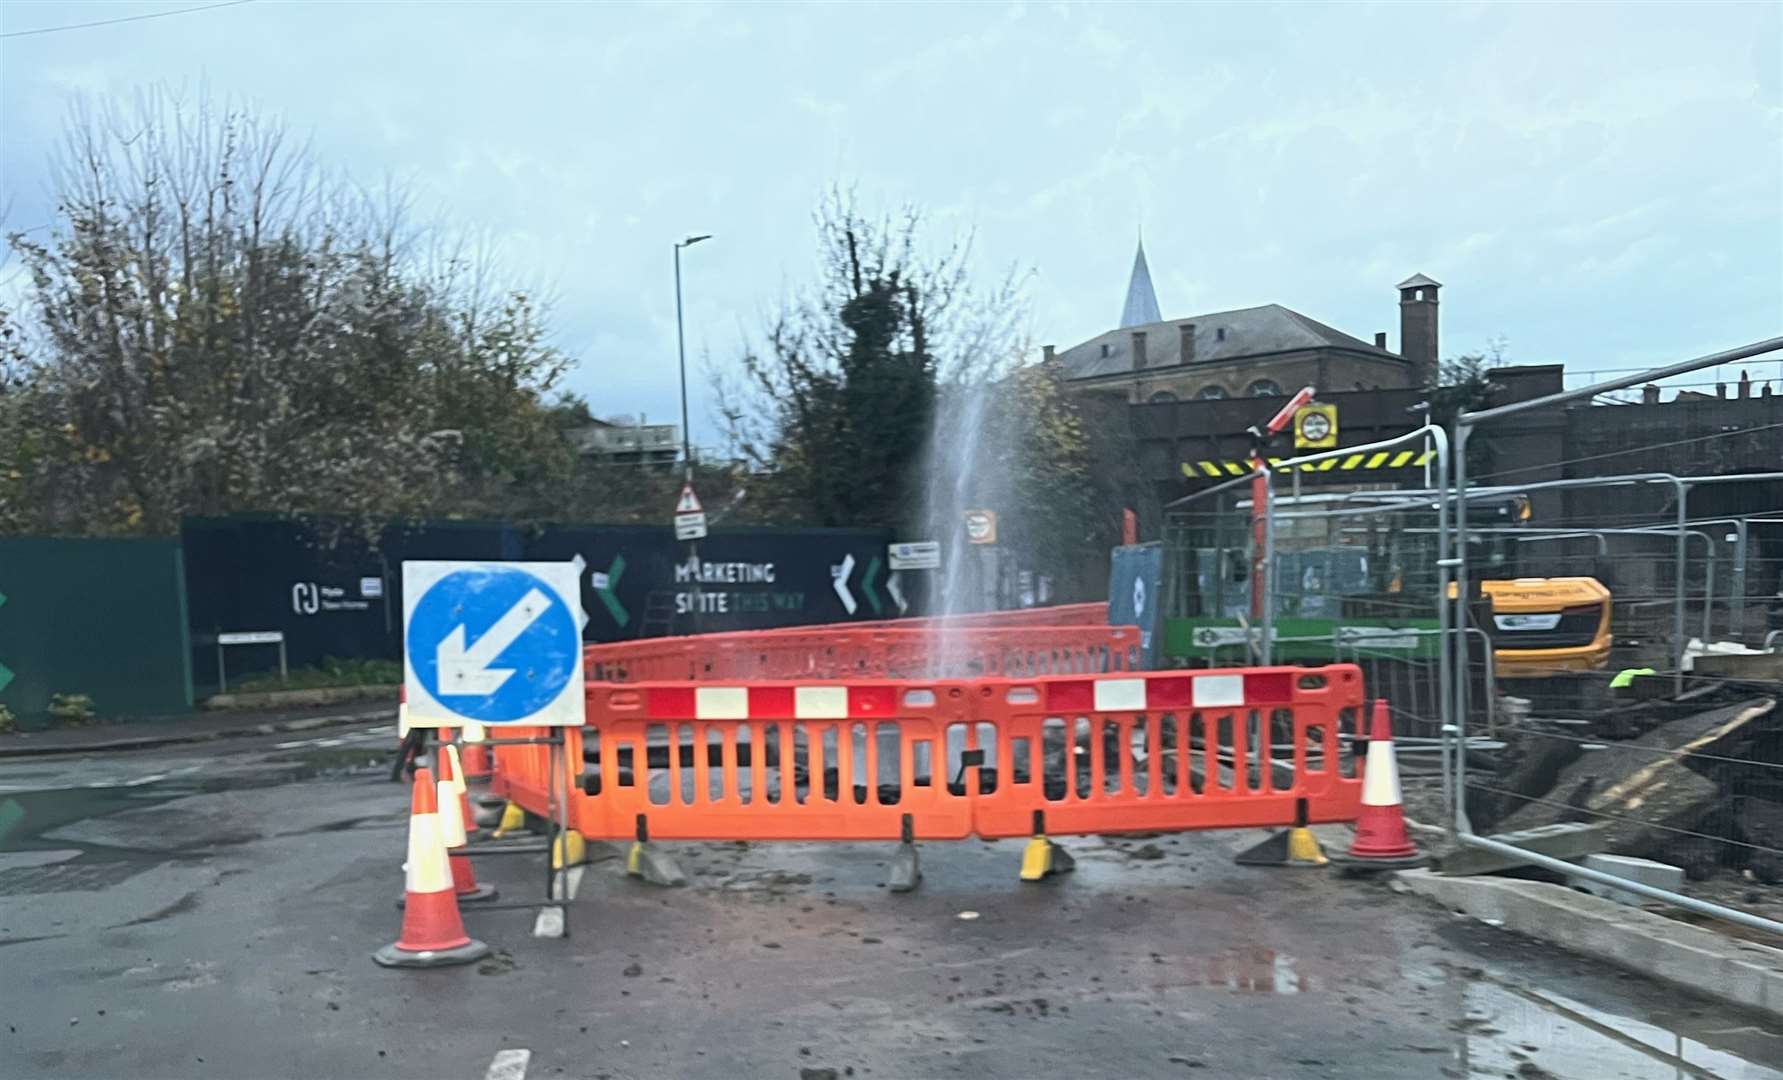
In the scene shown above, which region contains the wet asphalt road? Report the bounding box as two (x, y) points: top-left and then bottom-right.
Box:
(2, 726), (1780, 1080)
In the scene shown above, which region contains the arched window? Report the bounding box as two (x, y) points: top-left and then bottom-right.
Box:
(1195, 384), (1228, 400)
(1245, 379), (1284, 397)
(1147, 390), (1178, 404)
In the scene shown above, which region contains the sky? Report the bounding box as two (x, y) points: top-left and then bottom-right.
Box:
(3, 1), (1780, 447)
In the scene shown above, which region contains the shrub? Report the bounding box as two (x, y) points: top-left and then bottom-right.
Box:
(47, 694), (97, 724)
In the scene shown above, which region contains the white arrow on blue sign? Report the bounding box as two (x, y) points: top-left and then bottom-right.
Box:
(402, 561), (586, 727)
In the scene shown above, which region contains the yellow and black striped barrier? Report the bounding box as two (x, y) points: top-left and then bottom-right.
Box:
(1182, 449), (1435, 479)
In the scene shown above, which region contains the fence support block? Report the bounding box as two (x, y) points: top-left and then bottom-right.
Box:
(887, 814), (922, 893)
(625, 814), (687, 887)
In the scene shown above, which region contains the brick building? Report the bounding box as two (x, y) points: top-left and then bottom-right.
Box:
(1049, 240), (1441, 403)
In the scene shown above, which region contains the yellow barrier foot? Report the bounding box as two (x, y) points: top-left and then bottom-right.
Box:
(887, 814), (922, 893)
(551, 829), (588, 870)
(1234, 826), (1328, 868)
(1019, 835), (1075, 881)
(1236, 800), (1329, 868)
(490, 802), (527, 838)
(1019, 812), (1074, 882)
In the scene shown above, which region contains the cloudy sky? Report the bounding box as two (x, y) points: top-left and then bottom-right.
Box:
(4, 1), (1779, 444)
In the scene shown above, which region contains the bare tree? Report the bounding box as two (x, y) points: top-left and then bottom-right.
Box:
(2, 88), (574, 537)
(713, 186), (1028, 528)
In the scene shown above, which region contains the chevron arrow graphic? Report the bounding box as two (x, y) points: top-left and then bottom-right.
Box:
(886, 571), (908, 616)
(593, 555), (629, 627)
(860, 555), (883, 617)
(831, 553), (857, 615)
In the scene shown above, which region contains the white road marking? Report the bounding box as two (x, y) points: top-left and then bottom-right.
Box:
(532, 864), (585, 937)
(485, 1049), (531, 1080)
(273, 726), (395, 752)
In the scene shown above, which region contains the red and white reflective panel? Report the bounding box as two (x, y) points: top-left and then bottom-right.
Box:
(644, 685), (901, 721)
(1042, 671), (1293, 713)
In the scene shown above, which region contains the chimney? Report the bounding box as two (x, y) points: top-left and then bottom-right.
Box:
(1641, 384), (1660, 405)
(1739, 370), (1752, 399)
(1374, 331), (1388, 349)
(1717, 382), (1727, 399)
(1042, 344), (1055, 364)
(1131, 330), (1148, 370)
(1396, 273), (1441, 385)
(1179, 323), (1196, 364)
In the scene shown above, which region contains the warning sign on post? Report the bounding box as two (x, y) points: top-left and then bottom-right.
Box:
(964, 510), (997, 545)
(1293, 402), (1337, 449)
(674, 483), (707, 541)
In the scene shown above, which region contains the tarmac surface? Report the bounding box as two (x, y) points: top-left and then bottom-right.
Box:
(2, 723), (1780, 1080)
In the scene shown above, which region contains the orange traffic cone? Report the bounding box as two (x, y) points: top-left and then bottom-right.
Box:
(438, 747), (497, 902)
(459, 722), (493, 781)
(374, 768), (491, 968)
(1332, 699), (1427, 870)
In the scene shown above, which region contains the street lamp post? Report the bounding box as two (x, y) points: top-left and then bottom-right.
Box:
(674, 234), (711, 481)
(674, 234), (710, 636)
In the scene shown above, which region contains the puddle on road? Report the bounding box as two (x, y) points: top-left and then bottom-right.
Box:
(1447, 983), (1783, 1080)
(1447, 974), (1783, 1080)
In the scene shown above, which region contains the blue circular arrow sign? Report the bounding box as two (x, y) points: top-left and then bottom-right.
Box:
(406, 566), (580, 722)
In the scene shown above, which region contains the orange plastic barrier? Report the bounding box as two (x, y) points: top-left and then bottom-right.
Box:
(969, 666), (1364, 838)
(549, 666), (1365, 844)
(488, 726), (550, 812)
(573, 682), (976, 841)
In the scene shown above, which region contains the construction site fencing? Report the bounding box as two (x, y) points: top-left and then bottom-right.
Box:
(584, 625), (1140, 683)
(491, 666), (1365, 844)
(1443, 336), (1783, 938)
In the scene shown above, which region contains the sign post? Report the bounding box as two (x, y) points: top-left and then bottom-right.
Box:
(963, 510), (999, 609)
(402, 559), (585, 931)
(673, 483), (707, 633)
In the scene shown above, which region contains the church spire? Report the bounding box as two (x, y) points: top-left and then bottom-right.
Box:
(1119, 233), (1162, 328)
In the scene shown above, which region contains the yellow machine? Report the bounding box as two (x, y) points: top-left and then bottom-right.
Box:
(1477, 576), (1613, 675)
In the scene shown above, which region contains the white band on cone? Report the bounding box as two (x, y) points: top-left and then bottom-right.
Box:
(437, 780), (468, 849)
(1361, 738), (1402, 807)
(397, 702), (410, 739)
(406, 811), (453, 894)
(462, 721), (488, 744)
(446, 746), (469, 796)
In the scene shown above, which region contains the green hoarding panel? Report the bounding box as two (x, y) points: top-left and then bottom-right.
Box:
(0, 537), (193, 720)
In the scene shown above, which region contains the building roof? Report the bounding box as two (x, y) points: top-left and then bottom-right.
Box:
(1118, 240), (1162, 329)
(1057, 303), (1401, 381)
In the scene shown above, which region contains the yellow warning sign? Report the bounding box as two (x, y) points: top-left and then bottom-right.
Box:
(1294, 403), (1337, 450)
